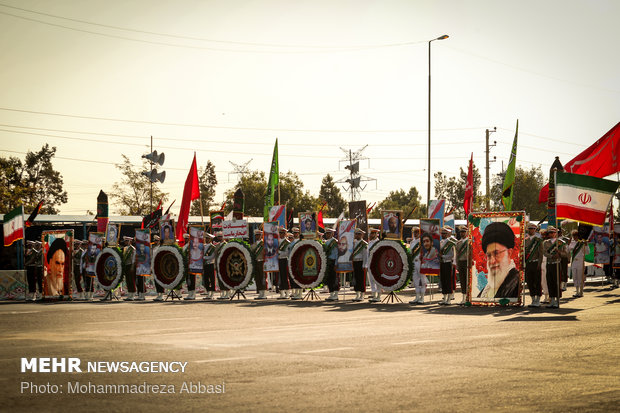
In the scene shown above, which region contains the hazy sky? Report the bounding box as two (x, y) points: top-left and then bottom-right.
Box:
(1, 0), (618, 216)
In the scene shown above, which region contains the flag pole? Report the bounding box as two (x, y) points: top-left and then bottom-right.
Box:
(554, 169), (561, 309)
(199, 194), (205, 226)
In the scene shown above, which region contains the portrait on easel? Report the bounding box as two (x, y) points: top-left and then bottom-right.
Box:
(160, 219), (175, 245)
(299, 212), (317, 239)
(382, 211), (402, 240)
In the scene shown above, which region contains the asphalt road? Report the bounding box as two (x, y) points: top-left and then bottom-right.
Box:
(2, 284), (619, 412)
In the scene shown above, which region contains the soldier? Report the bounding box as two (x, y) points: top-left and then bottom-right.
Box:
(277, 227), (291, 299)
(81, 240), (95, 301)
(72, 240), (84, 300)
(366, 228), (381, 302)
(455, 225), (472, 305)
(121, 236), (137, 301)
(202, 233), (217, 300)
(252, 229), (267, 300)
(439, 227), (456, 305)
(213, 231), (231, 300)
(288, 227), (303, 300)
(351, 228), (367, 302)
(151, 235), (166, 302)
(568, 229), (586, 298)
(409, 227), (426, 304)
(542, 226), (567, 308)
(25, 241), (40, 301)
(324, 228), (340, 301)
(559, 226), (570, 291)
(524, 222), (544, 307)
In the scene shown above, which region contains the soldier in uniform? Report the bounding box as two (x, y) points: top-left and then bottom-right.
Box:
(288, 228), (303, 300)
(72, 240), (85, 300)
(409, 227), (426, 304)
(524, 222), (544, 307)
(25, 241), (41, 301)
(324, 228), (340, 301)
(439, 227), (456, 305)
(455, 225), (472, 305)
(202, 233), (217, 300)
(542, 226), (567, 308)
(152, 235), (166, 302)
(351, 228), (367, 302)
(213, 231), (231, 300)
(277, 227), (291, 299)
(568, 229), (586, 298)
(252, 229), (267, 300)
(121, 236), (137, 301)
(366, 228), (381, 302)
(559, 226), (570, 291)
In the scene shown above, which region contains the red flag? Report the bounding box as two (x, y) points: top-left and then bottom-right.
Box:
(176, 153), (200, 242)
(539, 122), (620, 203)
(317, 202), (327, 229)
(464, 153), (474, 216)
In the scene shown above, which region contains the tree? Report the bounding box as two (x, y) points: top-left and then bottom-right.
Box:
(318, 174), (347, 217)
(110, 155), (169, 215)
(434, 161), (482, 218)
(370, 187), (426, 219)
(491, 165), (546, 219)
(224, 170), (317, 218)
(0, 144), (68, 214)
(190, 160), (218, 216)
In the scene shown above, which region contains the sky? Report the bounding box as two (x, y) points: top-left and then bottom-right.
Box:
(1, 0), (619, 216)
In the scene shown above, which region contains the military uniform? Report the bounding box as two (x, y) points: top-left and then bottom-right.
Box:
(524, 224), (543, 307)
(439, 228), (456, 305)
(351, 229), (367, 302)
(455, 226), (472, 304)
(202, 234), (217, 300)
(122, 238), (136, 301)
(324, 229), (340, 301)
(569, 234), (586, 297)
(542, 227), (567, 308)
(366, 229), (381, 302)
(252, 230), (267, 299)
(277, 231), (291, 299)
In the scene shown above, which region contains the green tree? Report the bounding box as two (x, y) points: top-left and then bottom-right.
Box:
(224, 170), (317, 218)
(190, 160), (218, 216)
(318, 174), (347, 217)
(491, 165), (546, 219)
(370, 187), (426, 219)
(434, 161), (482, 218)
(0, 144), (67, 214)
(110, 155), (169, 215)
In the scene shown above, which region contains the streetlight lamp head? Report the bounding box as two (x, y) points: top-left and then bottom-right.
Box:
(436, 35), (449, 40)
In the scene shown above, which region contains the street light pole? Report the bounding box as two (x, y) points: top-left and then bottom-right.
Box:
(427, 34), (449, 214)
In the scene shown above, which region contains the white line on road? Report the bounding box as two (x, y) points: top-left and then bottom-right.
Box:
(86, 317), (201, 325)
(392, 340), (435, 345)
(300, 347), (353, 354)
(194, 356), (255, 363)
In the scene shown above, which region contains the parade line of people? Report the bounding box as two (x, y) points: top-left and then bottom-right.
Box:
(23, 221), (620, 308)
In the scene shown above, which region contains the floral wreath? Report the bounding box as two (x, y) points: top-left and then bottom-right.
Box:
(153, 244), (187, 289)
(216, 240), (254, 290)
(94, 247), (123, 291)
(368, 239), (412, 292)
(287, 239), (327, 289)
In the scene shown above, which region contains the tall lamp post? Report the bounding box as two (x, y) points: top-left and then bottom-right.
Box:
(427, 34), (449, 213)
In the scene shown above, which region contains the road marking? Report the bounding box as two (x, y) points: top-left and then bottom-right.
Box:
(300, 347), (353, 354)
(194, 356), (255, 363)
(87, 317), (201, 324)
(392, 340), (435, 345)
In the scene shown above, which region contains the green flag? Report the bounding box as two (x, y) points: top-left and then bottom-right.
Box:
(502, 119), (519, 211)
(264, 139), (279, 221)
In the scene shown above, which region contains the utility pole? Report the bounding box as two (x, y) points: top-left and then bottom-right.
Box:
(336, 145), (376, 202)
(485, 127), (496, 210)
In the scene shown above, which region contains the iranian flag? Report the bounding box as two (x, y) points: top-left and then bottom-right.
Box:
(555, 171), (619, 226)
(3, 206), (24, 247)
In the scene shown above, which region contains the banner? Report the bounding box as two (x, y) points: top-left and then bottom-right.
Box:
(428, 200), (445, 227)
(222, 219), (249, 240)
(188, 225), (205, 274)
(349, 201), (368, 240)
(264, 139), (279, 221)
(419, 219), (441, 276)
(134, 229), (151, 276)
(3, 205), (24, 247)
(269, 205), (286, 228)
(96, 190), (109, 233)
(209, 210), (224, 233)
(263, 222), (280, 272)
(468, 212), (524, 306)
(42, 230), (74, 297)
(233, 188), (245, 220)
(85, 232), (104, 277)
(335, 219), (355, 272)
(176, 153), (200, 243)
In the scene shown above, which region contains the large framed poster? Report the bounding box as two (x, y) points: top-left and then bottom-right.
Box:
(468, 211), (525, 306)
(419, 219), (440, 276)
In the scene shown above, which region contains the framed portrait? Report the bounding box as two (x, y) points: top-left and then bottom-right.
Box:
(188, 225), (205, 274)
(468, 211), (525, 306)
(160, 219), (175, 245)
(299, 212), (317, 240)
(85, 232), (104, 277)
(42, 230), (74, 297)
(269, 205), (287, 229)
(349, 201), (368, 241)
(382, 210), (402, 240)
(134, 229), (151, 276)
(105, 223), (120, 247)
(209, 210), (224, 234)
(335, 219), (356, 272)
(263, 221), (280, 273)
(419, 219), (441, 276)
